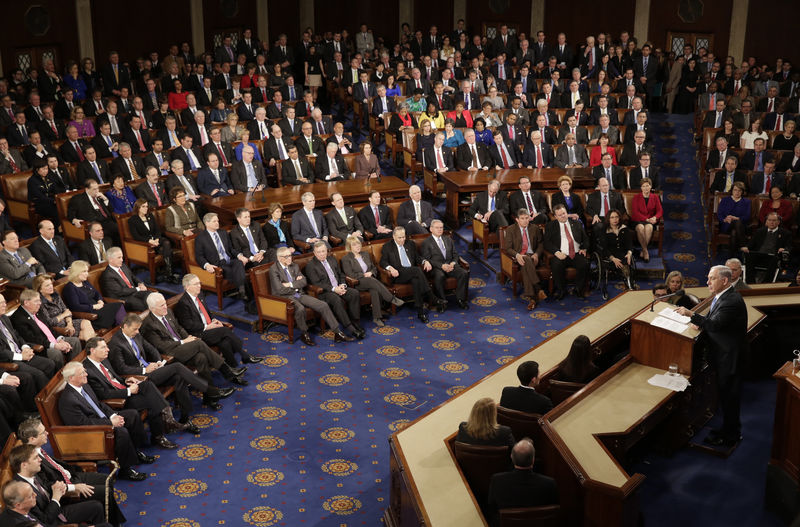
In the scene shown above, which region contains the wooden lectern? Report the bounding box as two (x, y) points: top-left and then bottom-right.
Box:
(629, 301), (702, 375)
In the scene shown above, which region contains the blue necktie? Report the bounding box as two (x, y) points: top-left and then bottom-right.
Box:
(130, 337), (149, 367)
(107, 135), (118, 158)
(489, 196), (495, 212)
(214, 233), (229, 262)
(80, 389), (106, 418)
(709, 295), (718, 314)
(398, 245), (411, 267)
(14, 252), (34, 277)
(187, 149), (197, 170)
(284, 266), (300, 298)
(244, 227), (258, 255)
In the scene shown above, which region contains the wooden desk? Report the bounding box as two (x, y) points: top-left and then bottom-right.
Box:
(766, 361), (800, 522)
(202, 176), (410, 224)
(437, 168), (594, 226)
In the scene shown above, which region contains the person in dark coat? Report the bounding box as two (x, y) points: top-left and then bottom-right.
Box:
(499, 360), (553, 415)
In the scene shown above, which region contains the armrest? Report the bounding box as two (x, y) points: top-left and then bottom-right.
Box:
(71, 311), (99, 320)
(377, 265), (393, 285)
(0, 362), (19, 372)
(102, 398), (126, 410)
(222, 322), (233, 329)
(293, 239), (311, 252)
(345, 276), (359, 287)
(102, 297), (125, 304)
(161, 354), (175, 363)
(52, 326), (70, 336)
(458, 257), (470, 271)
(363, 231), (374, 240)
(164, 232), (183, 244)
(307, 285), (323, 296)
(32, 344), (44, 354)
(127, 375), (147, 382)
(329, 235), (343, 246)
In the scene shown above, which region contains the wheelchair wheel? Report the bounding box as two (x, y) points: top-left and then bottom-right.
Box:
(588, 252), (603, 293)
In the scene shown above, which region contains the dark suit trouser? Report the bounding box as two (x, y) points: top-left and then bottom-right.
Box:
(147, 362), (208, 417)
(289, 294), (340, 333)
(170, 341), (224, 383)
(744, 252), (779, 282)
(122, 290), (151, 312)
(124, 380), (169, 438)
(0, 386), (24, 441)
(14, 355), (56, 391)
(64, 497), (107, 525)
(114, 408), (146, 468)
(403, 221), (429, 236)
(430, 266), (469, 301)
(393, 267), (432, 309)
(67, 470), (125, 526)
(100, 219), (120, 245)
(219, 259), (247, 287)
(549, 253), (588, 293)
(45, 337), (81, 370)
(487, 211), (509, 232)
(518, 255), (542, 297)
(317, 288), (360, 328)
(355, 276), (394, 317)
(717, 370), (742, 440)
(200, 327), (244, 366)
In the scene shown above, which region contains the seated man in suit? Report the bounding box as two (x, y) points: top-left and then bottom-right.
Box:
(203, 127), (233, 169)
(522, 130), (554, 168)
(29, 220), (72, 277)
(78, 221), (112, 266)
(420, 219), (469, 309)
(589, 114), (620, 145)
(469, 179), (510, 232)
(0, 230), (45, 288)
(17, 417), (126, 526)
(269, 247), (354, 345)
(282, 145), (315, 185)
(230, 207), (272, 267)
(591, 152), (627, 190)
(380, 226), (443, 323)
(67, 178), (120, 245)
(0, 294), (55, 395)
(710, 156), (748, 193)
(504, 210), (546, 310)
(557, 114), (589, 144)
(358, 191), (394, 240)
(75, 145), (110, 186)
(100, 247), (151, 312)
(291, 192), (330, 248)
(9, 444), (112, 526)
(619, 130), (653, 166)
(197, 152), (235, 197)
(456, 129), (491, 170)
(486, 438), (558, 527)
(296, 121), (326, 157)
(740, 138), (775, 172)
(12, 288), (81, 369)
(555, 132), (590, 169)
(586, 177), (627, 236)
(740, 212), (792, 283)
(326, 192), (364, 244)
(171, 133), (206, 172)
(499, 113), (526, 147)
(229, 145), (267, 192)
(396, 185), (434, 235)
(315, 142), (349, 182)
(134, 165), (168, 208)
(545, 204), (590, 300)
(195, 213), (250, 302)
(750, 160), (785, 196)
(58, 361), (154, 481)
(499, 360), (554, 414)
(489, 129), (523, 169)
(3, 480), (77, 526)
(110, 313), (233, 415)
(0, 137), (28, 174)
(628, 152), (660, 190)
(110, 143), (147, 181)
(304, 242), (366, 339)
(83, 337), (182, 449)
(263, 123), (294, 169)
(422, 131), (455, 175)
(508, 176), (549, 224)
(174, 273), (262, 369)
(167, 158), (204, 202)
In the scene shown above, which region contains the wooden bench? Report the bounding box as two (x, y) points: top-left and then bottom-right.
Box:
(0, 170), (38, 227)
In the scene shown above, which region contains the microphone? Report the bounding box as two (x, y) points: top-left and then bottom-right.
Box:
(650, 289), (684, 311)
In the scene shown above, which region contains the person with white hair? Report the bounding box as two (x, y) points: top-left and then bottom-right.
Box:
(396, 185), (434, 235)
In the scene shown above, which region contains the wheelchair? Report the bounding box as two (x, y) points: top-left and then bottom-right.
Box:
(743, 250), (790, 284)
(589, 250), (638, 300)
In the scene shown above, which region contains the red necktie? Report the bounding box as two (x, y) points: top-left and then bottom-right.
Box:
(436, 149), (445, 170)
(75, 142), (84, 161)
(151, 183), (162, 206)
(94, 196), (107, 217)
(217, 143), (228, 165)
(768, 99), (774, 112)
(50, 121), (57, 135)
(262, 88), (267, 100)
(438, 95), (442, 108)
(40, 451), (72, 485)
(520, 227), (529, 254)
(525, 193), (534, 213)
(500, 146), (510, 168)
(563, 223), (576, 258)
(536, 146), (543, 168)
(197, 297), (212, 324)
(373, 207), (380, 227)
(765, 175), (771, 194)
(775, 115), (782, 131)
(117, 268), (133, 288)
(99, 362), (126, 389)
(139, 112), (147, 129)
(136, 131), (145, 151)
(6, 155), (18, 173)
(603, 194), (610, 216)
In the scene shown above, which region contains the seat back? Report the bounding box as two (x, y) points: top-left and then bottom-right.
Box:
(86, 262), (109, 295)
(0, 433), (19, 509)
(453, 441), (510, 507)
(56, 189), (90, 243)
(496, 406), (543, 449)
(1, 170), (35, 225)
(499, 505), (561, 527)
(36, 372), (68, 430)
(548, 379), (586, 405)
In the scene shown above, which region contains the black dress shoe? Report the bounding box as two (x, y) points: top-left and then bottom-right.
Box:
(119, 467), (147, 481)
(241, 354), (265, 364)
(418, 312), (429, 323)
(202, 398), (223, 411)
(230, 375), (248, 386)
(229, 365), (247, 377)
(704, 433), (741, 447)
(214, 387), (236, 399)
(351, 327), (366, 339)
(457, 299), (469, 309)
(152, 435), (178, 449)
(300, 333), (316, 346)
(183, 423), (201, 434)
(334, 331), (354, 342)
(553, 290), (565, 301)
(137, 451), (156, 464)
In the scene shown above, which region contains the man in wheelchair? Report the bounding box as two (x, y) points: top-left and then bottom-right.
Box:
(740, 212), (792, 284)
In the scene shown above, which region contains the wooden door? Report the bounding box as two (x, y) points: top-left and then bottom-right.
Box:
(666, 32), (714, 57)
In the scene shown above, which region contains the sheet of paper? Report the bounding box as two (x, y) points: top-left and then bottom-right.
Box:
(658, 307), (691, 325)
(651, 315), (689, 334)
(648, 373), (690, 392)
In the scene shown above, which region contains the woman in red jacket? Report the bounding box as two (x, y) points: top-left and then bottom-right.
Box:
(757, 186), (793, 226)
(630, 177), (662, 261)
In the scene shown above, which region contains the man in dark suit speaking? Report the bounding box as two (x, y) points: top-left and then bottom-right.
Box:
(675, 265), (747, 447)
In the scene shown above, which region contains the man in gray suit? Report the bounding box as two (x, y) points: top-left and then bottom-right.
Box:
(0, 138), (28, 174)
(291, 192), (330, 248)
(420, 220), (469, 309)
(395, 185), (434, 235)
(554, 133), (589, 168)
(0, 231), (45, 287)
(326, 192), (364, 244)
(589, 114), (620, 145)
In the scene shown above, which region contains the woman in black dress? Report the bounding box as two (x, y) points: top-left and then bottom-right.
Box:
(456, 397), (515, 448)
(674, 58), (700, 114)
(304, 44), (324, 101)
(62, 260), (126, 330)
(128, 198), (177, 283)
(597, 209), (634, 292)
(558, 335), (601, 384)
(262, 203), (294, 252)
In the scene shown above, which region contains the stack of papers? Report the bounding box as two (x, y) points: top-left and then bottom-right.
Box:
(650, 308), (691, 334)
(648, 373), (690, 392)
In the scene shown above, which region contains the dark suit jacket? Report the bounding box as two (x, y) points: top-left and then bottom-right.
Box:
(262, 220), (294, 249)
(76, 159), (111, 186)
(488, 140), (523, 167)
(78, 237), (113, 266)
(170, 146), (206, 171)
(263, 136), (295, 163)
(194, 229), (236, 268)
(469, 190), (510, 218)
(247, 119), (273, 141)
(420, 234), (460, 269)
(9, 307), (56, 348)
(110, 156), (146, 181)
(689, 287), (747, 378)
(706, 148), (738, 172)
(586, 190), (627, 219)
(281, 156), (315, 185)
(172, 292), (215, 337)
(358, 204), (393, 236)
(229, 223), (271, 258)
(314, 153), (349, 181)
(58, 139), (88, 165)
(740, 150), (776, 172)
(66, 192), (113, 223)
(455, 142), (491, 170)
(123, 129), (152, 154)
(108, 329), (162, 375)
(628, 166), (660, 190)
(0, 315), (32, 362)
(291, 208), (328, 242)
(591, 165), (628, 190)
(229, 160), (267, 191)
(379, 239), (424, 272)
(134, 180), (168, 207)
(487, 469), (558, 526)
(279, 118), (302, 137)
(544, 218), (589, 254)
(710, 170), (748, 193)
(508, 190), (549, 218)
(296, 134), (326, 157)
(90, 133), (116, 158)
(140, 311), (189, 355)
(166, 172), (201, 195)
(750, 171), (786, 195)
(499, 386), (553, 415)
(521, 142), (555, 168)
(422, 145), (455, 172)
(396, 200), (434, 230)
(304, 256), (347, 291)
(196, 166), (234, 195)
(28, 235), (72, 274)
(99, 264), (144, 302)
(326, 206), (364, 241)
(748, 226), (793, 253)
(503, 223), (545, 263)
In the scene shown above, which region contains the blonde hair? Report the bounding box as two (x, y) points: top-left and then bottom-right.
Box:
(464, 397), (499, 439)
(67, 260), (89, 282)
(345, 235), (363, 252)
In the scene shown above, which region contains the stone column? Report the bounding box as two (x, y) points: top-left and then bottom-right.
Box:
(190, 0), (205, 54)
(257, 1), (269, 45)
(399, 0), (413, 41)
(634, 0), (650, 43)
(727, 0), (749, 62)
(75, 0), (96, 61)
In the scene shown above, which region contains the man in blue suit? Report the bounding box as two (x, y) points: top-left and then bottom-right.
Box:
(291, 192), (330, 248)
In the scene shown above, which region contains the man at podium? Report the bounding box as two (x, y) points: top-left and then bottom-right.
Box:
(676, 265), (747, 447)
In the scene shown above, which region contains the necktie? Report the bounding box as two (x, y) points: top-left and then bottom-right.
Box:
(329, 157), (339, 178)
(13, 252), (35, 277)
(98, 362), (126, 389)
(756, 152), (762, 171)
(115, 267), (133, 288)
(489, 196), (495, 211)
(129, 337), (148, 366)
(398, 245), (411, 267)
(214, 232), (229, 262)
(161, 315), (180, 340)
(603, 194), (610, 216)
(0, 320), (20, 354)
(437, 237), (447, 257)
(521, 227), (529, 254)
(136, 130), (145, 151)
(19, 125), (27, 143)
(293, 159), (302, 180)
(471, 145), (479, 168)
(6, 154), (18, 173)
(768, 99), (774, 112)
(775, 115), (782, 131)
(308, 211), (320, 236)
(186, 149), (197, 170)
(31, 313), (56, 343)
(73, 141), (85, 161)
(199, 126), (208, 145)
(536, 146), (543, 168)
(322, 259), (339, 287)
(500, 145), (510, 168)
(113, 64), (119, 83)
(277, 139), (287, 160)
(373, 207), (380, 227)
(244, 227), (258, 255)
(289, 86), (295, 100)
(436, 148), (445, 170)
(414, 201), (421, 222)
(81, 388), (106, 418)
(317, 121), (324, 134)
(47, 238), (59, 257)
(569, 147), (575, 165)
(49, 120), (57, 135)
(196, 297), (212, 324)
(40, 451), (72, 485)
(709, 295), (718, 314)
(283, 267), (300, 298)
(563, 223), (576, 258)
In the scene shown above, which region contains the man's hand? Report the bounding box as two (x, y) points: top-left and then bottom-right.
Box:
(74, 483), (94, 498)
(137, 283), (147, 291)
(515, 253), (526, 266)
(253, 252), (265, 263)
(51, 481), (67, 501)
(388, 267), (399, 278)
(145, 363), (160, 374)
(208, 319), (223, 329)
(674, 306), (692, 317)
(422, 261), (432, 272)
(110, 415), (125, 427)
(237, 254), (249, 265)
(184, 335), (199, 343)
(442, 262), (455, 272)
(72, 218), (83, 227)
(183, 229), (195, 236)
(26, 257), (39, 265)
(56, 340), (71, 352)
(2, 375), (20, 387)
(204, 263), (219, 272)
(127, 382), (139, 394)
(334, 284), (347, 295)
(554, 250), (567, 260)
(592, 215), (600, 224)
(21, 347), (34, 361)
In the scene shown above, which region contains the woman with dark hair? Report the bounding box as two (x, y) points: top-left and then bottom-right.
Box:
(558, 335), (600, 384)
(630, 177), (663, 262)
(168, 79), (188, 111)
(209, 97), (232, 124)
(385, 74), (401, 97)
(447, 100), (473, 128)
(128, 198), (177, 283)
(164, 187), (202, 236)
(455, 397), (515, 447)
(151, 97), (174, 130)
(717, 181), (750, 252)
(105, 174), (137, 214)
(714, 118), (739, 147)
(304, 45), (324, 100)
(674, 58), (700, 114)
(473, 118), (493, 146)
(262, 203), (294, 250)
(354, 142), (381, 179)
(341, 235), (402, 327)
(597, 209), (634, 291)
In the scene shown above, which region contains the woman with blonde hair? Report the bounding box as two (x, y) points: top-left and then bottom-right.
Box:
(62, 261), (126, 329)
(456, 397), (515, 447)
(33, 274), (96, 341)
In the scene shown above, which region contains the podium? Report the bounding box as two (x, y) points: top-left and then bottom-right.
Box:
(629, 301), (702, 374)
(766, 362), (800, 522)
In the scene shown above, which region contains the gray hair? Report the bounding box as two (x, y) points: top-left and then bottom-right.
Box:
(106, 246), (123, 259)
(710, 265), (732, 282)
(182, 273), (199, 288)
(61, 361), (85, 382)
(146, 292), (165, 308)
(301, 192), (315, 202)
(202, 212), (218, 224)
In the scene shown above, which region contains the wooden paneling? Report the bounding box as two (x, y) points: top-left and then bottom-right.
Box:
(743, 0), (798, 66)
(267, 0), (300, 46)
(92, 0), (191, 63)
(648, 0), (732, 59)
(314, 0), (400, 48)
(1, 1), (78, 75)
(414, 0), (454, 37)
(202, 0), (257, 51)
(466, 0), (531, 38)
(543, 0), (636, 47)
